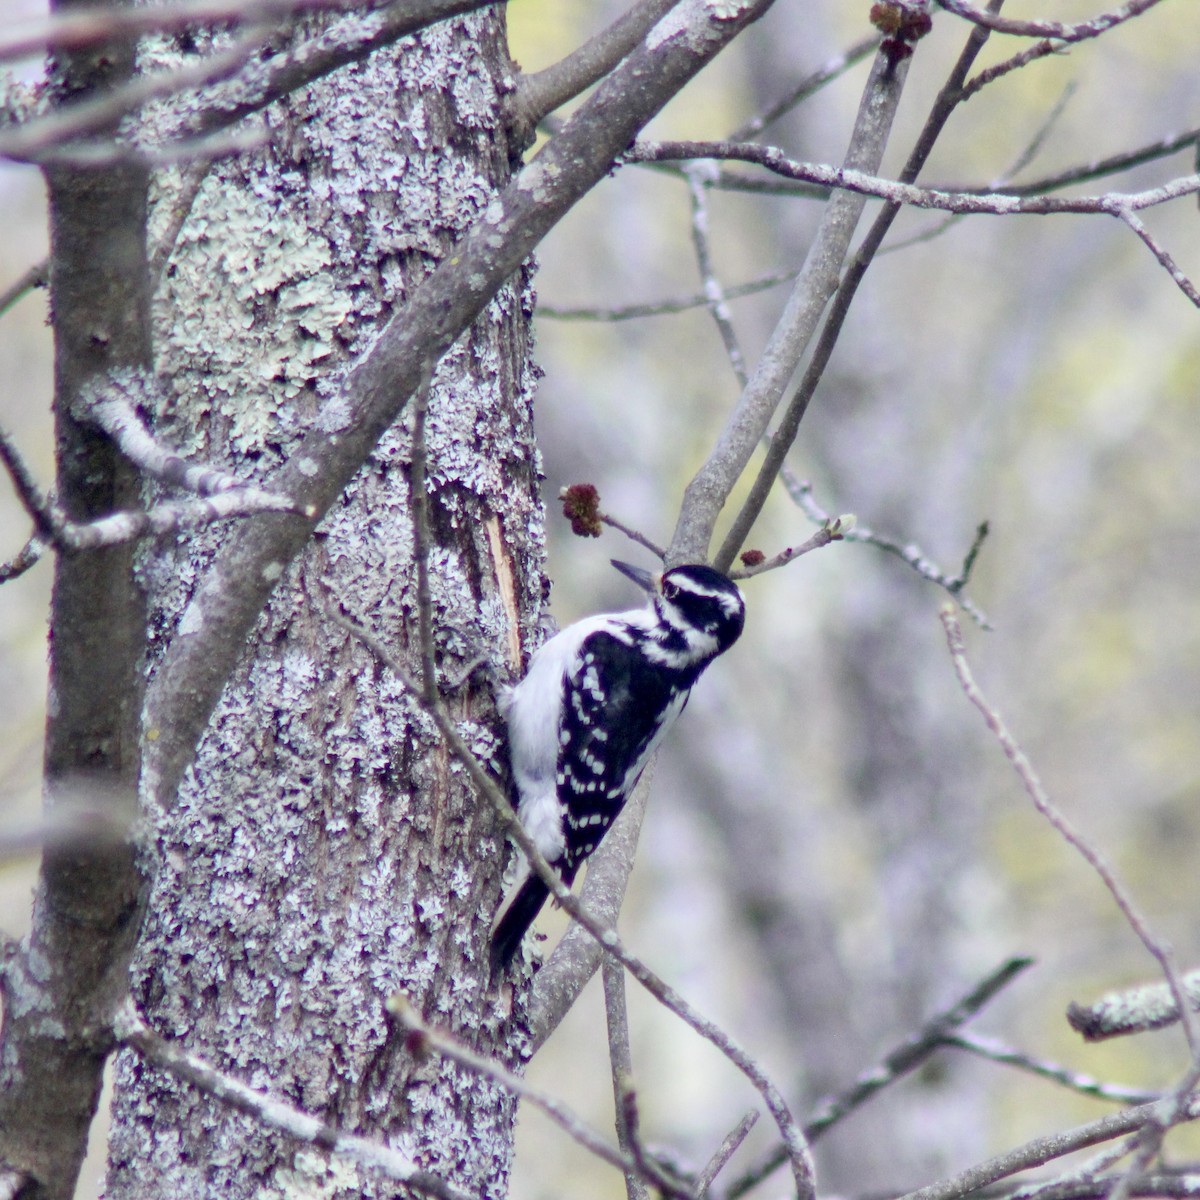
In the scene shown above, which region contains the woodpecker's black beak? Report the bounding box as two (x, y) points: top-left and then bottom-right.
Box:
(611, 560), (657, 594)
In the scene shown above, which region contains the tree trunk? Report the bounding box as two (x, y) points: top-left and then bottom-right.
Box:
(103, 11), (543, 1196)
(0, 6), (148, 1197)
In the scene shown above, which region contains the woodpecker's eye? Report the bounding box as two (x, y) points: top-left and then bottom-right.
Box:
(661, 579), (678, 600)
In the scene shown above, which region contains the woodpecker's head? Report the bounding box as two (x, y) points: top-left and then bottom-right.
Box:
(612, 560), (745, 659)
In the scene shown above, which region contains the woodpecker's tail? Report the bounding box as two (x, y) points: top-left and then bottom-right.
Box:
(490, 874), (551, 972)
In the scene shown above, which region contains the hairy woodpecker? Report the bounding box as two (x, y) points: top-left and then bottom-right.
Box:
(490, 560), (745, 970)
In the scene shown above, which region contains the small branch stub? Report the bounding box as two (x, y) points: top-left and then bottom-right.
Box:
(732, 515), (853, 579)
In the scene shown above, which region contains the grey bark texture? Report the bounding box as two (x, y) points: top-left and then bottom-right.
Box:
(103, 12), (544, 1197)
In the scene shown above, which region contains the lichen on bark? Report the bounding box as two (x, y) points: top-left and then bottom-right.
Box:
(104, 12), (544, 1197)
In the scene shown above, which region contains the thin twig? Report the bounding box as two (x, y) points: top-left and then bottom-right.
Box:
(517, 0), (679, 128)
(941, 606), (1200, 1200)
(389, 996), (691, 1198)
(24, 124), (269, 170)
(618, 1087), (683, 1198)
(113, 999), (472, 1200)
(150, 161), (213, 287)
(895, 1097), (1199, 1200)
(935, 0), (1164, 42)
(1, 419), (309, 555)
(604, 957), (649, 1200)
(945, 1031), (1159, 1105)
(728, 34), (880, 143)
(787, 481), (992, 627)
(0, 260), (48, 319)
(0, 535), (47, 584)
(940, 607), (1200, 1058)
(960, 128), (1200, 197)
(600, 511), (667, 560)
(1, 0), (369, 60)
(999, 81), (1077, 183)
(0, 27), (267, 163)
(686, 165), (749, 389)
(729, 518), (849, 580)
(725, 957), (1033, 1199)
(0, 426), (67, 545)
(695, 1110), (758, 1196)
(83, 372), (309, 508)
(1114, 205), (1200, 308)
(631, 142), (1200, 219)
(369, 377), (819, 1200)
(537, 268), (797, 323)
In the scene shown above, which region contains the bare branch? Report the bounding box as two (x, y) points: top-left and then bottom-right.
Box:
(527, 771), (653, 1047)
(686, 164), (750, 388)
(1068, 972), (1200, 1043)
(726, 957), (1033, 1200)
(0, 27), (266, 164)
(0, 260), (48, 319)
(517, 0), (680, 128)
(788, 482), (993, 626)
(0, 426), (60, 544)
(58, 490), (312, 551)
(0, 535), (47, 585)
(149, 161), (211, 283)
(164, 0), (500, 151)
(113, 999), (471, 1200)
(388, 996), (693, 1197)
(940, 606), (1200, 1060)
(945, 1031), (1159, 1105)
(0, 802), (132, 866)
(728, 33), (879, 142)
(1, 415), (309, 556)
(632, 141), (1200, 218)
(668, 46), (912, 565)
(1, 0), (376, 61)
(729, 517), (848, 580)
(603, 958), (649, 1200)
(895, 1098), (1198, 1200)
(37, 124), (268, 170)
(601, 512), (667, 560)
(963, 127), (1200, 198)
(934, 0), (1165, 42)
(1115, 206), (1200, 308)
(82, 371), (310, 509)
(537, 266), (797, 322)
(695, 1110), (758, 1196)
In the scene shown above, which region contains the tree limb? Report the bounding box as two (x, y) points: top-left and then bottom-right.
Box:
(139, 0), (779, 864)
(667, 44), (912, 565)
(516, 0), (681, 129)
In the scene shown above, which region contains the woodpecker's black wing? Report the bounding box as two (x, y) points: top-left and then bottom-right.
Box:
(490, 630), (697, 972)
(556, 629), (693, 873)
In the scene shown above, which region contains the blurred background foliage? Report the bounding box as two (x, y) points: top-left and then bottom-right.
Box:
(3, 0), (1200, 1197)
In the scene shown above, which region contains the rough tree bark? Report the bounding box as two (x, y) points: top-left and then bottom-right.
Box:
(100, 10), (544, 1197)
